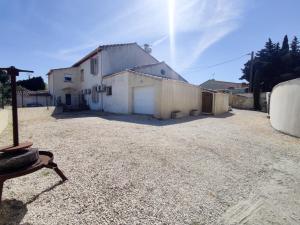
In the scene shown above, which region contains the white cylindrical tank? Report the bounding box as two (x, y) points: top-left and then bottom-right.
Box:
(270, 78), (300, 137)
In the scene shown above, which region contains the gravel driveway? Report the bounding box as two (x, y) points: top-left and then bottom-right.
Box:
(0, 108), (299, 225)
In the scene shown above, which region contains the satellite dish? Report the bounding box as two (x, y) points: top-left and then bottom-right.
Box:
(144, 44), (152, 54)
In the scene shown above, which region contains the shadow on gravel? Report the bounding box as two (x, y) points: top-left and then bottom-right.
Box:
(0, 181), (64, 225)
(51, 110), (234, 126)
(25, 180), (64, 205)
(0, 199), (29, 225)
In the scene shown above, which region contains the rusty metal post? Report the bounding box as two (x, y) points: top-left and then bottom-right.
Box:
(10, 69), (19, 146)
(0, 180), (3, 203)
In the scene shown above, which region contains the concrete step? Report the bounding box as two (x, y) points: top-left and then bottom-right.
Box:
(171, 111), (185, 119)
(190, 109), (200, 116)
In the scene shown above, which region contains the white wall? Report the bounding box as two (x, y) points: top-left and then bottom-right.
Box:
(102, 72), (129, 113)
(101, 44), (158, 76)
(17, 95), (51, 107)
(48, 73), (54, 96)
(270, 78), (300, 137)
(78, 44), (159, 110)
(47, 67), (80, 106)
(103, 71), (162, 117)
(160, 79), (201, 119)
(79, 54), (103, 110)
(213, 93), (229, 115)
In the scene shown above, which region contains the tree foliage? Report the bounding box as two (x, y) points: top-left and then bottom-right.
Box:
(240, 35), (300, 92)
(0, 70), (11, 106)
(16, 76), (46, 91)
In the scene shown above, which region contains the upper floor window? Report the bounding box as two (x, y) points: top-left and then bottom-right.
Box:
(64, 74), (72, 82)
(106, 86), (112, 96)
(160, 69), (166, 75)
(90, 57), (98, 75)
(80, 69), (84, 82)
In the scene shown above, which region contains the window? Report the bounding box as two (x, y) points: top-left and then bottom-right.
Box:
(64, 74), (72, 82)
(92, 86), (99, 103)
(80, 69), (84, 82)
(56, 96), (61, 105)
(160, 69), (166, 75)
(90, 57), (98, 75)
(106, 86), (112, 96)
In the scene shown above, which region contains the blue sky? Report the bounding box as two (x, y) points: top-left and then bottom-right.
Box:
(0, 0), (299, 84)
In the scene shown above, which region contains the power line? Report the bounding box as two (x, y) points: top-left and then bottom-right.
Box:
(183, 53), (251, 73)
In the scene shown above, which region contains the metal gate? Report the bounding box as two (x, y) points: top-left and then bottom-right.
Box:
(202, 92), (213, 113)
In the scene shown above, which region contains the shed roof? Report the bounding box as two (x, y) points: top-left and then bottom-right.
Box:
(200, 79), (248, 90)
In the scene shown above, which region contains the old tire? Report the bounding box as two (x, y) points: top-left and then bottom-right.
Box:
(0, 149), (39, 173)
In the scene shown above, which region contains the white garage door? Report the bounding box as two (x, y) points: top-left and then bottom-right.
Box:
(133, 86), (155, 115)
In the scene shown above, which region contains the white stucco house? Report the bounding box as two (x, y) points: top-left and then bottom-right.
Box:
(47, 42), (229, 118)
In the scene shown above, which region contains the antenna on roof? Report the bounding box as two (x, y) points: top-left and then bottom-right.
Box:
(144, 44), (152, 54)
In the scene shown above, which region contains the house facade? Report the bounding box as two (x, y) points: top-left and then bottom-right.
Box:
(47, 43), (229, 118)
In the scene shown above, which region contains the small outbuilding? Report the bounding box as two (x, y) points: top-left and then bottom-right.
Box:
(17, 87), (52, 107)
(270, 78), (300, 137)
(202, 90), (229, 115)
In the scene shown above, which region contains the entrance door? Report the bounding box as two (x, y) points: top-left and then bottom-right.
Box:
(133, 86), (155, 115)
(65, 94), (71, 105)
(202, 92), (213, 113)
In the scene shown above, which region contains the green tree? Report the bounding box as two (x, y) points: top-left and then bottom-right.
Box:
(281, 35), (289, 55)
(290, 36), (300, 56)
(0, 70), (11, 107)
(240, 35), (300, 110)
(16, 76), (46, 91)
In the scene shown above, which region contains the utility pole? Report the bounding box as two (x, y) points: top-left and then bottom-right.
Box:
(249, 51), (254, 92)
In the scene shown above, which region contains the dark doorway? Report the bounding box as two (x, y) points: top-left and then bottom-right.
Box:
(202, 92), (213, 113)
(65, 94), (71, 105)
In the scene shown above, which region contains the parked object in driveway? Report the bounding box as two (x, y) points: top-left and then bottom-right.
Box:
(270, 78), (300, 137)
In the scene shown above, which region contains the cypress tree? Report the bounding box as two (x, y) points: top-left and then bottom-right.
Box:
(290, 36), (300, 56)
(265, 38), (276, 55)
(281, 35), (289, 55)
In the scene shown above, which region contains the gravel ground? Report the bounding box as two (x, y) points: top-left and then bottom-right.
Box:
(0, 108), (299, 225)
